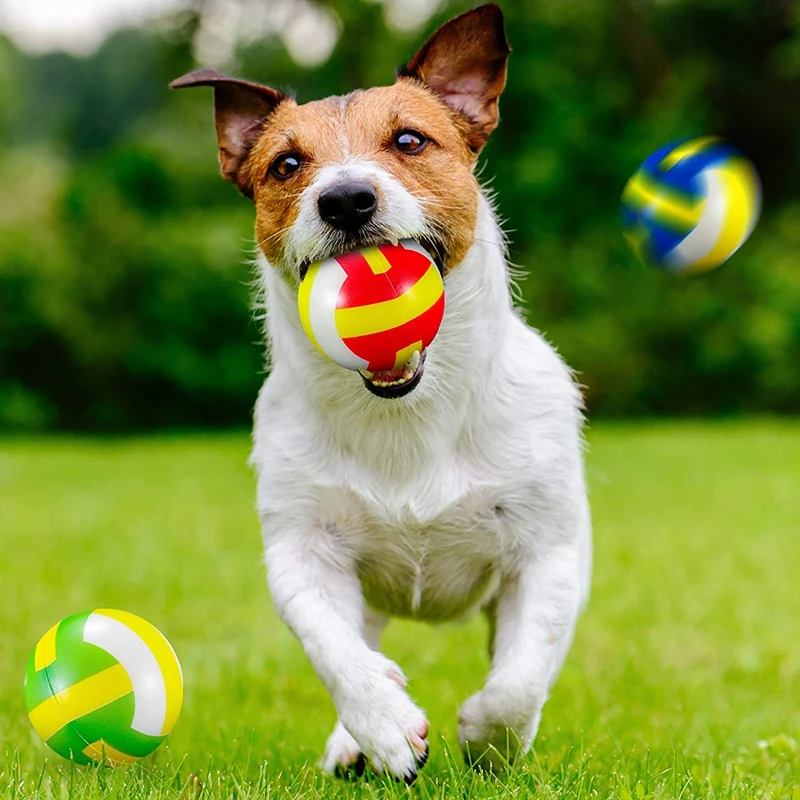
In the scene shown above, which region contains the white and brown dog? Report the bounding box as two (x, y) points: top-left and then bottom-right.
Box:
(172, 2), (591, 781)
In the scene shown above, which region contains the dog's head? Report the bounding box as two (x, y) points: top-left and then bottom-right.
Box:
(172, 3), (509, 397)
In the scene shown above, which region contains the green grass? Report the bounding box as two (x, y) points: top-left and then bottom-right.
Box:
(1, 421), (799, 799)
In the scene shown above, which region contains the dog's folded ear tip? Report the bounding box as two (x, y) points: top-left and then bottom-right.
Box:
(169, 68), (229, 90)
(169, 74), (202, 90)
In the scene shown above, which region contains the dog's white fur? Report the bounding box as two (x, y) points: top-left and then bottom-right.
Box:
(250, 159), (592, 778)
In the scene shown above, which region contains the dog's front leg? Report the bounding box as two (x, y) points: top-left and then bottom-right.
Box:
(320, 609), (390, 776)
(458, 542), (581, 771)
(264, 525), (429, 781)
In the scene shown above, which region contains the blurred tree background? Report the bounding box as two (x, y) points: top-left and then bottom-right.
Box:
(1, 0), (798, 432)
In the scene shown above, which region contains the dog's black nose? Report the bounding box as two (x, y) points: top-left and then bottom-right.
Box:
(318, 181), (378, 232)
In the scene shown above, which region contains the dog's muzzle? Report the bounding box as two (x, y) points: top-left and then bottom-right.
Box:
(358, 349), (426, 399)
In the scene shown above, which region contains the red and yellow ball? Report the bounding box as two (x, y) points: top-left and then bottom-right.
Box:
(297, 239), (445, 372)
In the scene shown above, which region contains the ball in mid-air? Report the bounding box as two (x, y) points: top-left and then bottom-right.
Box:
(298, 239), (445, 372)
(24, 609), (183, 765)
(621, 136), (761, 273)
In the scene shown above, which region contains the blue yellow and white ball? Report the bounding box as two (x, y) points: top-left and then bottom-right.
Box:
(621, 136), (761, 273)
(24, 609), (183, 765)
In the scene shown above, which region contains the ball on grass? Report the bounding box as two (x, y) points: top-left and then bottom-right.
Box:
(621, 136), (761, 273)
(298, 239), (445, 372)
(25, 609), (183, 765)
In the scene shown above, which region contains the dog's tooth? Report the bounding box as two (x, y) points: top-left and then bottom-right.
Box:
(359, 368), (375, 379)
(406, 350), (420, 371)
(388, 236), (399, 246)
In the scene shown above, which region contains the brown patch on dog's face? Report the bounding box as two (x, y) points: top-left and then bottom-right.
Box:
(246, 81), (480, 270)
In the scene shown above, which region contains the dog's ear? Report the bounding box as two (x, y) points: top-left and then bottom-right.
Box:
(398, 3), (510, 152)
(170, 68), (289, 198)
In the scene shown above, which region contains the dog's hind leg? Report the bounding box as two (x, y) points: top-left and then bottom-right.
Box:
(320, 609), (389, 777)
(458, 541), (583, 772)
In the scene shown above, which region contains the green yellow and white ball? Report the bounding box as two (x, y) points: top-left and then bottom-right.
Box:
(24, 609), (183, 765)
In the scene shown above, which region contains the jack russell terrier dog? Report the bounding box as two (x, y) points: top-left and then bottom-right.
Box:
(171, 2), (591, 782)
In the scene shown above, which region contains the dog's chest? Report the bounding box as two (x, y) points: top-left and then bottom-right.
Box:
(321, 475), (516, 622)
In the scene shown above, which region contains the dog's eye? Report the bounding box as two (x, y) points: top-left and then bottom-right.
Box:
(270, 154), (302, 179)
(394, 130), (428, 155)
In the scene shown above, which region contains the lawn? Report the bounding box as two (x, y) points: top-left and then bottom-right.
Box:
(1, 421), (799, 799)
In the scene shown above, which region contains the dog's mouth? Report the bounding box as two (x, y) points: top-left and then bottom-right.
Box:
(298, 235), (446, 282)
(417, 237), (446, 274)
(358, 349), (426, 399)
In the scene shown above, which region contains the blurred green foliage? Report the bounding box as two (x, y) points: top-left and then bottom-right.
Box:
(1, 0), (799, 431)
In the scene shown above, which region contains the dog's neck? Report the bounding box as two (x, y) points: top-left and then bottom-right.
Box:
(258, 194), (515, 475)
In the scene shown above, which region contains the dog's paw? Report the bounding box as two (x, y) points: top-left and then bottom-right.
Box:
(320, 721), (363, 776)
(457, 687), (540, 773)
(366, 711), (429, 784)
(334, 653), (429, 782)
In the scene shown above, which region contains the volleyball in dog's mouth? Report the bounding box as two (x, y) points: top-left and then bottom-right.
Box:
(297, 239), (445, 393)
(621, 136), (761, 273)
(24, 609), (183, 766)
